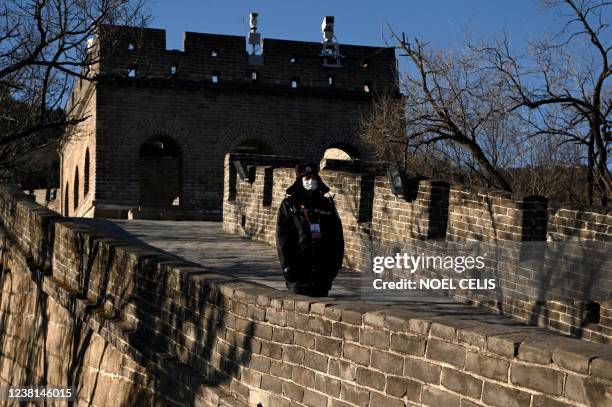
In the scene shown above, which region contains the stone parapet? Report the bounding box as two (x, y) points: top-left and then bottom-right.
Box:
(223, 154), (612, 343)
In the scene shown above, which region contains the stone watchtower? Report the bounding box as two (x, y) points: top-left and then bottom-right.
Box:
(60, 18), (398, 219)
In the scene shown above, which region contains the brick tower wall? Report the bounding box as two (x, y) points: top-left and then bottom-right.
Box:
(60, 25), (398, 218)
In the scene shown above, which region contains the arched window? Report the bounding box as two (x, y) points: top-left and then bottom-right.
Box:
(84, 149), (90, 195)
(64, 183), (69, 216)
(73, 167), (79, 210)
(323, 143), (360, 160)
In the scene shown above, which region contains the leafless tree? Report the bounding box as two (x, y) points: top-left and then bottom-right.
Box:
(360, 1), (609, 205)
(360, 30), (518, 191)
(358, 92), (409, 168)
(0, 0), (149, 183)
(478, 0), (610, 206)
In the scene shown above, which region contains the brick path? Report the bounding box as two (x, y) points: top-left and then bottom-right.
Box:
(76, 219), (448, 302)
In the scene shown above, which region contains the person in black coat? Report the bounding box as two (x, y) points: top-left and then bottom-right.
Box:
(276, 163), (344, 297)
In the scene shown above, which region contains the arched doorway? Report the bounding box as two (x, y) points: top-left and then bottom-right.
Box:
(323, 143), (360, 160)
(138, 136), (182, 207)
(235, 139), (273, 155)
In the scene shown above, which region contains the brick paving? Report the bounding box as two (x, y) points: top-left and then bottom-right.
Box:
(76, 219), (447, 302)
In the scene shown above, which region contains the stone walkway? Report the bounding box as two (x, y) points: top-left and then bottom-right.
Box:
(75, 219), (448, 302)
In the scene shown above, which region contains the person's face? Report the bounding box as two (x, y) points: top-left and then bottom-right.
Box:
(302, 174), (318, 191)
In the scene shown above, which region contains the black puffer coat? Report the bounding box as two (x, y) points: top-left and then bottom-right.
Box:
(275, 177), (344, 296)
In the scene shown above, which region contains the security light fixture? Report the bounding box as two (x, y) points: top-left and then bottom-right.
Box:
(387, 166), (405, 197)
(321, 16), (342, 67)
(248, 12), (263, 59)
(249, 12), (258, 32)
(322, 16), (334, 43)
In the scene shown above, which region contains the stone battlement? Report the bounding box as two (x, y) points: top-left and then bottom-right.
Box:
(92, 25), (397, 93)
(223, 154), (612, 344)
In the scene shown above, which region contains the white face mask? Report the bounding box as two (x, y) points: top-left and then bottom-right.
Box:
(302, 178), (318, 191)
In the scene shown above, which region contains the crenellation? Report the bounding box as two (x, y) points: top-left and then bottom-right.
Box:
(223, 154), (612, 348)
(92, 26), (396, 92)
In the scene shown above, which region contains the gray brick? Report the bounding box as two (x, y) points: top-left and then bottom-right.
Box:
(482, 382), (531, 407)
(282, 345), (305, 364)
(591, 356), (612, 381)
(361, 328), (390, 349)
(261, 341), (282, 359)
(248, 354), (271, 373)
(315, 336), (343, 357)
(355, 367), (385, 391)
(332, 322), (360, 341)
(343, 343), (371, 366)
(294, 331), (315, 348)
(531, 395), (572, 407)
(329, 358), (356, 381)
(517, 342), (554, 364)
(340, 383), (370, 407)
(304, 350), (328, 372)
(370, 392), (404, 407)
(314, 373), (341, 397)
(421, 385), (460, 407)
(270, 360), (292, 379)
(291, 366), (315, 388)
(564, 373), (612, 406)
(425, 339), (466, 368)
(370, 350), (403, 375)
(390, 333), (426, 356)
(441, 368), (483, 399)
(261, 374), (283, 393)
(272, 326), (294, 344)
(404, 357), (441, 384)
(510, 363), (564, 395)
(282, 381), (304, 402)
(465, 352), (509, 382)
(302, 389), (328, 407)
(385, 375), (421, 402)
(307, 316), (332, 335)
(240, 368), (261, 387)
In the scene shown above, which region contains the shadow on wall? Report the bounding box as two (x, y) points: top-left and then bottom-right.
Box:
(0, 210), (256, 405)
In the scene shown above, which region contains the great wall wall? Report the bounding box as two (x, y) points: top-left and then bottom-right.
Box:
(224, 154), (612, 343)
(0, 153), (611, 406)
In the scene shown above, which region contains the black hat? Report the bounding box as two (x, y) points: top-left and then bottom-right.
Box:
(295, 163), (318, 178)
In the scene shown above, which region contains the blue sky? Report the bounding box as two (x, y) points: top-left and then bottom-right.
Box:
(148, 0), (563, 52)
